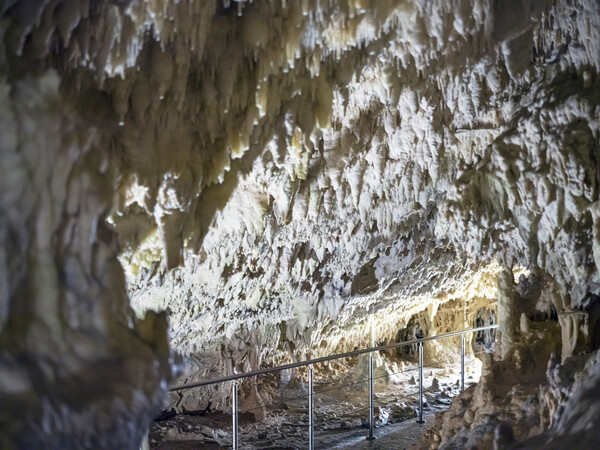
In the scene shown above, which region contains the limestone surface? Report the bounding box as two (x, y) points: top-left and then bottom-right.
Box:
(1, 0), (599, 447)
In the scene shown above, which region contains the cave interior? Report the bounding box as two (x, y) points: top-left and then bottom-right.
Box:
(1, 0), (600, 448)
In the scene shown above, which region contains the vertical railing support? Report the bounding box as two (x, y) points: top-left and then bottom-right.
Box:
(461, 334), (465, 392)
(366, 353), (375, 440)
(232, 381), (239, 450)
(417, 341), (425, 423)
(308, 364), (314, 450)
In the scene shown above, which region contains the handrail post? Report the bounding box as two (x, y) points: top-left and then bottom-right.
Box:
(367, 353), (375, 440)
(417, 341), (425, 424)
(461, 334), (465, 392)
(232, 380), (238, 450)
(308, 364), (314, 450)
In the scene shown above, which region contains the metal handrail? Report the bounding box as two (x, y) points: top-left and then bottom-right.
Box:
(169, 324), (498, 391)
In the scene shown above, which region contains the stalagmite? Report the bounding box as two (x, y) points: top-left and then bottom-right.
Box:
(498, 269), (517, 359)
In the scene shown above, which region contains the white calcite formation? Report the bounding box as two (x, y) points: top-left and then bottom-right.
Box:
(1, 0), (599, 448)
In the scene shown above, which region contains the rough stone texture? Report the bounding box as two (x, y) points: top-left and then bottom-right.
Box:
(1, 0), (600, 447)
(498, 268), (517, 358)
(420, 296), (563, 448)
(515, 349), (600, 449)
(0, 7), (172, 449)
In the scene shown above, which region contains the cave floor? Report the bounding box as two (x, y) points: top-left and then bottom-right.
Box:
(151, 354), (483, 449)
(150, 411), (436, 450)
(312, 411), (437, 449)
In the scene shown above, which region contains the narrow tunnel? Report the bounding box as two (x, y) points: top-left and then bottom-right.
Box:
(1, 0), (600, 449)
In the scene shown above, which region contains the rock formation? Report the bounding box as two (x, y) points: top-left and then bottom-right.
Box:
(0, 0), (599, 447)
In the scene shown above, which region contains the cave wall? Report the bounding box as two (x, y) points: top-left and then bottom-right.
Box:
(1, 0), (599, 447)
(0, 72), (171, 446)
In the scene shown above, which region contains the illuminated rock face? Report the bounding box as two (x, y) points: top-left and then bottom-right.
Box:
(1, 0), (599, 447)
